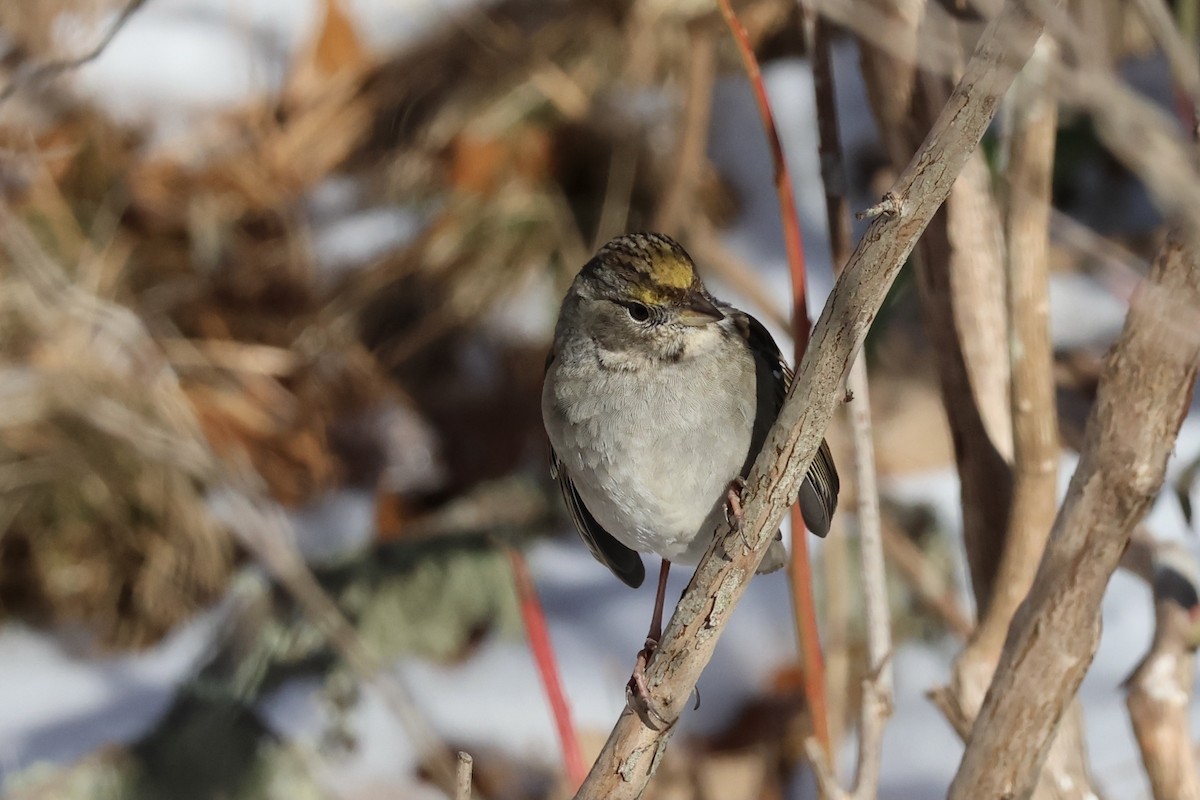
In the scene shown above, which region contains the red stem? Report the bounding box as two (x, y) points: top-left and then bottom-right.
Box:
(788, 505), (831, 753)
(716, 0), (830, 761)
(507, 547), (587, 789)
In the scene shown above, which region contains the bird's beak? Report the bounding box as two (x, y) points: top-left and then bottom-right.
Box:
(675, 293), (725, 327)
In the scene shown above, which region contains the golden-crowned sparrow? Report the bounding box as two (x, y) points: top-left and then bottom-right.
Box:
(542, 232), (839, 602)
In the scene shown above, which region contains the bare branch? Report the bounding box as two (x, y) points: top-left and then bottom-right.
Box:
(0, 0), (150, 105)
(813, 356), (895, 800)
(880, 515), (975, 639)
(804, 10), (894, 796)
(945, 149), (1013, 464)
(857, 192), (903, 220)
(843, 356), (894, 797)
(975, 40), (1101, 798)
(715, 0), (831, 762)
(807, 6), (856, 763)
(456, 751), (475, 800)
(951, 33), (1061, 715)
(1128, 0), (1200, 110)
(573, 1), (1051, 795)
(857, 0), (1014, 619)
(948, 226), (1200, 799)
(831, 0), (1200, 243)
(1124, 541), (1200, 800)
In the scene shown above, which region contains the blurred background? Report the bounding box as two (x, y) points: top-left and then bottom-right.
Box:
(0, 0), (1195, 798)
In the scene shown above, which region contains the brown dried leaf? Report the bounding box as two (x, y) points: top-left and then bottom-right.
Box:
(311, 0), (367, 77)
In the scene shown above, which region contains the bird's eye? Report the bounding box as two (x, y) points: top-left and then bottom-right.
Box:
(626, 302), (651, 322)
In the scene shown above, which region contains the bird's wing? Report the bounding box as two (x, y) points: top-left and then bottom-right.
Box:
(549, 446), (646, 588)
(543, 350), (645, 588)
(799, 439), (839, 538)
(739, 311), (840, 538)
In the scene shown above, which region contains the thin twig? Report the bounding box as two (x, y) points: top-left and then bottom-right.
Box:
(574, 1), (1049, 794)
(0, 0), (150, 105)
(714, 0), (830, 764)
(880, 515), (974, 639)
(456, 751), (475, 800)
(808, 11), (855, 760)
(653, 27), (716, 234)
(802, 11), (894, 798)
(843, 357), (893, 793)
(1128, 0), (1200, 109)
(809, 353), (894, 800)
(808, 16), (854, 269)
(857, 193), (902, 220)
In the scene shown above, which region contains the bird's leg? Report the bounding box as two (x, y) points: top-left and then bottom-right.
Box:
(726, 476), (751, 549)
(627, 559), (673, 728)
(646, 557), (670, 648)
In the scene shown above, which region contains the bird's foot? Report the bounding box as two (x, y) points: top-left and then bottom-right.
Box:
(726, 477), (751, 551)
(625, 638), (673, 730)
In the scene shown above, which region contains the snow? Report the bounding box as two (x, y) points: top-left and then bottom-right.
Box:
(878, 642), (963, 798)
(0, 610), (222, 785)
(59, 0), (481, 145)
(1049, 272), (1129, 350)
(1, 489), (1197, 797)
(289, 488), (378, 564)
(257, 676), (431, 794)
(7, 469), (1193, 796)
(62, 1), (308, 137)
(310, 205), (424, 279)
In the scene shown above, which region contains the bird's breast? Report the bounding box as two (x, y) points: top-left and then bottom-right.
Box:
(543, 336), (758, 562)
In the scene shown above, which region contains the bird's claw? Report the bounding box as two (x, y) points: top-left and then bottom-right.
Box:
(725, 477), (751, 551)
(625, 639), (674, 730)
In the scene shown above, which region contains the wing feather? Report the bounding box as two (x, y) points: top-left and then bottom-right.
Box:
(548, 447), (646, 589)
(740, 312), (840, 537)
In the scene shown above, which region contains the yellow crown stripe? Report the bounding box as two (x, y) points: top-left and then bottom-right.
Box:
(630, 284), (679, 305)
(646, 255), (695, 290)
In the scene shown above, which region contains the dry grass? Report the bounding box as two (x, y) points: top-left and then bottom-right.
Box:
(0, 0), (787, 651)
